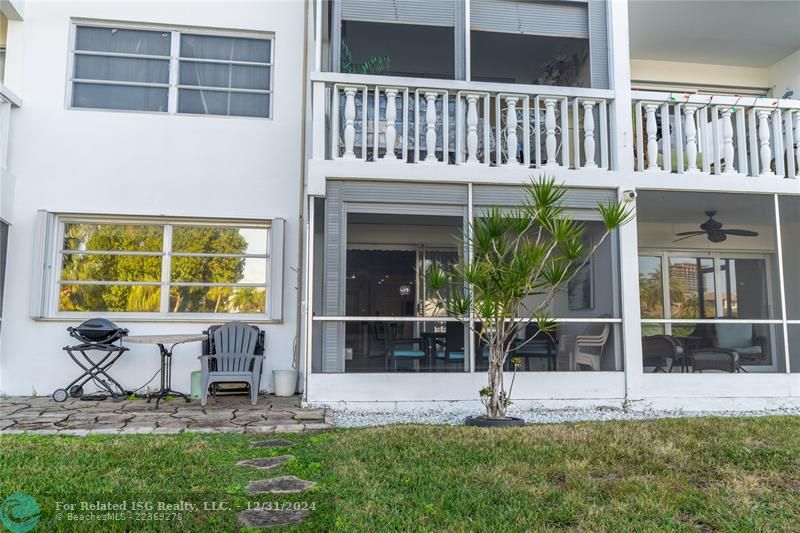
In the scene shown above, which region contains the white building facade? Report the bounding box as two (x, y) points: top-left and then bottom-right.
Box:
(0, 0), (308, 396)
(0, 0), (799, 412)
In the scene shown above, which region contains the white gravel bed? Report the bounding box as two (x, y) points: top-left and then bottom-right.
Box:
(332, 405), (800, 428)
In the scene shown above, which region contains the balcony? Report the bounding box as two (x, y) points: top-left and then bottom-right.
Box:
(310, 72), (615, 177)
(632, 91), (800, 179)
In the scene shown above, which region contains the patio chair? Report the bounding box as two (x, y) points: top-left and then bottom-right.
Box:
(435, 322), (465, 368)
(641, 335), (684, 372)
(382, 322), (426, 372)
(199, 322), (265, 406)
(711, 323), (769, 366)
(513, 324), (559, 371)
(571, 322), (611, 371)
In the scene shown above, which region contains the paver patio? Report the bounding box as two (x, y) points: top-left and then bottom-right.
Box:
(0, 394), (333, 435)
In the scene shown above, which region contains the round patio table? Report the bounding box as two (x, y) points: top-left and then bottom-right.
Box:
(124, 334), (207, 408)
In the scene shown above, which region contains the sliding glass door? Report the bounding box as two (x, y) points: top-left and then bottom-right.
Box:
(640, 252), (779, 370)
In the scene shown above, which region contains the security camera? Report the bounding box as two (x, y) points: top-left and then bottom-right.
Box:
(622, 190), (637, 203)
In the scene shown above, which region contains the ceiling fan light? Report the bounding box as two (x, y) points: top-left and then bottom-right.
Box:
(708, 231), (726, 243)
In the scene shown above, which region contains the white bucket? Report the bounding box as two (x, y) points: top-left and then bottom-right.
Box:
(273, 369), (298, 397)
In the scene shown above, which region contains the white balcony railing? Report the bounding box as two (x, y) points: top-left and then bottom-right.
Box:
(311, 73), (615, 171)
(632, 91), (800, 179)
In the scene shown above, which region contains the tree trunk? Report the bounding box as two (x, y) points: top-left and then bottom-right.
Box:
(487, 348), (506, 419)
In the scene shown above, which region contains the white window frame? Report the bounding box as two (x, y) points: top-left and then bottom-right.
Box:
(66, 20), (274, 119)
(32, 212), (284, 322)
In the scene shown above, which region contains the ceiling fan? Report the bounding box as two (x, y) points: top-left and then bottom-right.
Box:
(673, 210), (759, 243)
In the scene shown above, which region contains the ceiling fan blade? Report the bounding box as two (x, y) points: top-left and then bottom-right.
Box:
(672, 233), (705, 243)
(722, 229), (759, 237)
(674, 231), (706, 237)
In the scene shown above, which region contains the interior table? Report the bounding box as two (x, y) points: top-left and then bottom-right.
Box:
(124, 334), (207, 407)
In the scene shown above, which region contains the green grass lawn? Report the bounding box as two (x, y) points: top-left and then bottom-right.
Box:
(2, 416), (800, 531)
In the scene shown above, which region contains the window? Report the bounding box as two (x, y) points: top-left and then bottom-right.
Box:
(178, 34), (272, 117)
(35, 214), (284, 319)
(69, 24), (273, 118)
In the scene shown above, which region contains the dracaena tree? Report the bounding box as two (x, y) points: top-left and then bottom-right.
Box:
(427, 177), (633, 419)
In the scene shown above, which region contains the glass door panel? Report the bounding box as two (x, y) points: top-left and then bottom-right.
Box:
(719, 258), (769, 319)
(668, 257), (716, 319)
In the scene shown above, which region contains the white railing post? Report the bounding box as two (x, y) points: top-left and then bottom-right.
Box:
(342, 87), (357, 159)
(465, 93), (479, 164)
(794, 110), (800, 178)
(505, 96), (519, 165)
(721, 108), (736, 174)
(757, 109), (773, 176)
(683, 105), (698, 172)
(424, 91), (438, 163)
(645, 103), (659, 171)
(544, 98), (558, 167)
(582, 100), (597, 168)
(382, 88), (399, 160)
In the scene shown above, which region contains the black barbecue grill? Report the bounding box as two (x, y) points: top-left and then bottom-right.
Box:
(53, 319), (131, 402)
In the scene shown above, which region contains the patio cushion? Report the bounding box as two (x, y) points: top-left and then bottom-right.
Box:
(733, 345), (762, 355)
(393, 350), (425, 358)
(447, 351), (465, 360)
(715, 324), (753, 349)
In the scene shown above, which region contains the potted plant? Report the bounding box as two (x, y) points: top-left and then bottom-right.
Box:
(427, 177), (633, 426)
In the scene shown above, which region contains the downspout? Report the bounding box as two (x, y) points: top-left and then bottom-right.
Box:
(293, 0), (311, 391)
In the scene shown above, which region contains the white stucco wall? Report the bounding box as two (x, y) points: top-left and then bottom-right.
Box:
(0, 0), (306, 395)
(768, 49), (800, 99)
(630, 59), (771, 92)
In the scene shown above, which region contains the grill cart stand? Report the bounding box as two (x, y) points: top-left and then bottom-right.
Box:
(54, 319), (131, 402)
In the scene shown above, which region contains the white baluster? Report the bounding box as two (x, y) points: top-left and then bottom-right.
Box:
(382, 89), (398, 160)
(795, 111), (800, 178)
(645, 103), (659, 171)
(582, 100), (596, 168)
(757, 109), (773, 176)
(544, 98), (558, 167)
(684, 105), (698, 172)
(721, 108), (736, 174)
(342, 87), (357, 159)
(505, 96), (519, 165)
(424, 92), (438, 163)
(465, 94), (479, 164)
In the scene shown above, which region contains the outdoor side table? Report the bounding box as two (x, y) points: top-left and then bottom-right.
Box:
(124, 334), (207, 407)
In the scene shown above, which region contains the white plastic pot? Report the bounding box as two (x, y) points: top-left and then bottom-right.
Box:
(273, 369), (298, 397)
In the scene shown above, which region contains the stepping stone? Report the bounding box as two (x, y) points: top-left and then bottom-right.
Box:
(236, 455), (293, 470)
(238, 508), (308, 528)
(250, 439), (295, 448)
(247, 476), (316, 494)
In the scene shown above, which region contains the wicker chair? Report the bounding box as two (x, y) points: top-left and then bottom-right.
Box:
(641, 335), (685, 372)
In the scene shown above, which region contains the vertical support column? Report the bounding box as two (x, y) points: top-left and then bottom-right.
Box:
(505, 96), (519, 165)
(311, 82), (326, 160)
(583, 100), (597, 168)
(758, 109), (774, 176)
(544, 98), (559, 167)
(424, 92), (439, 163)
(606, 0), (642, 402)
(342, 87), (357, 159)
(721, 108), (736, 174)
(382, 89), (399, 161)
(684, 105), (698, 172)
(465, 94), (479, 164)
(794, 111), (800, 178)
(617, 189), (643, 402)
(645, 103), (659, 171)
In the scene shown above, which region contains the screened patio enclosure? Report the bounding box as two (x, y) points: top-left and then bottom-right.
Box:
(310, 181), (623, 374)
(637, 191), (795, 374)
